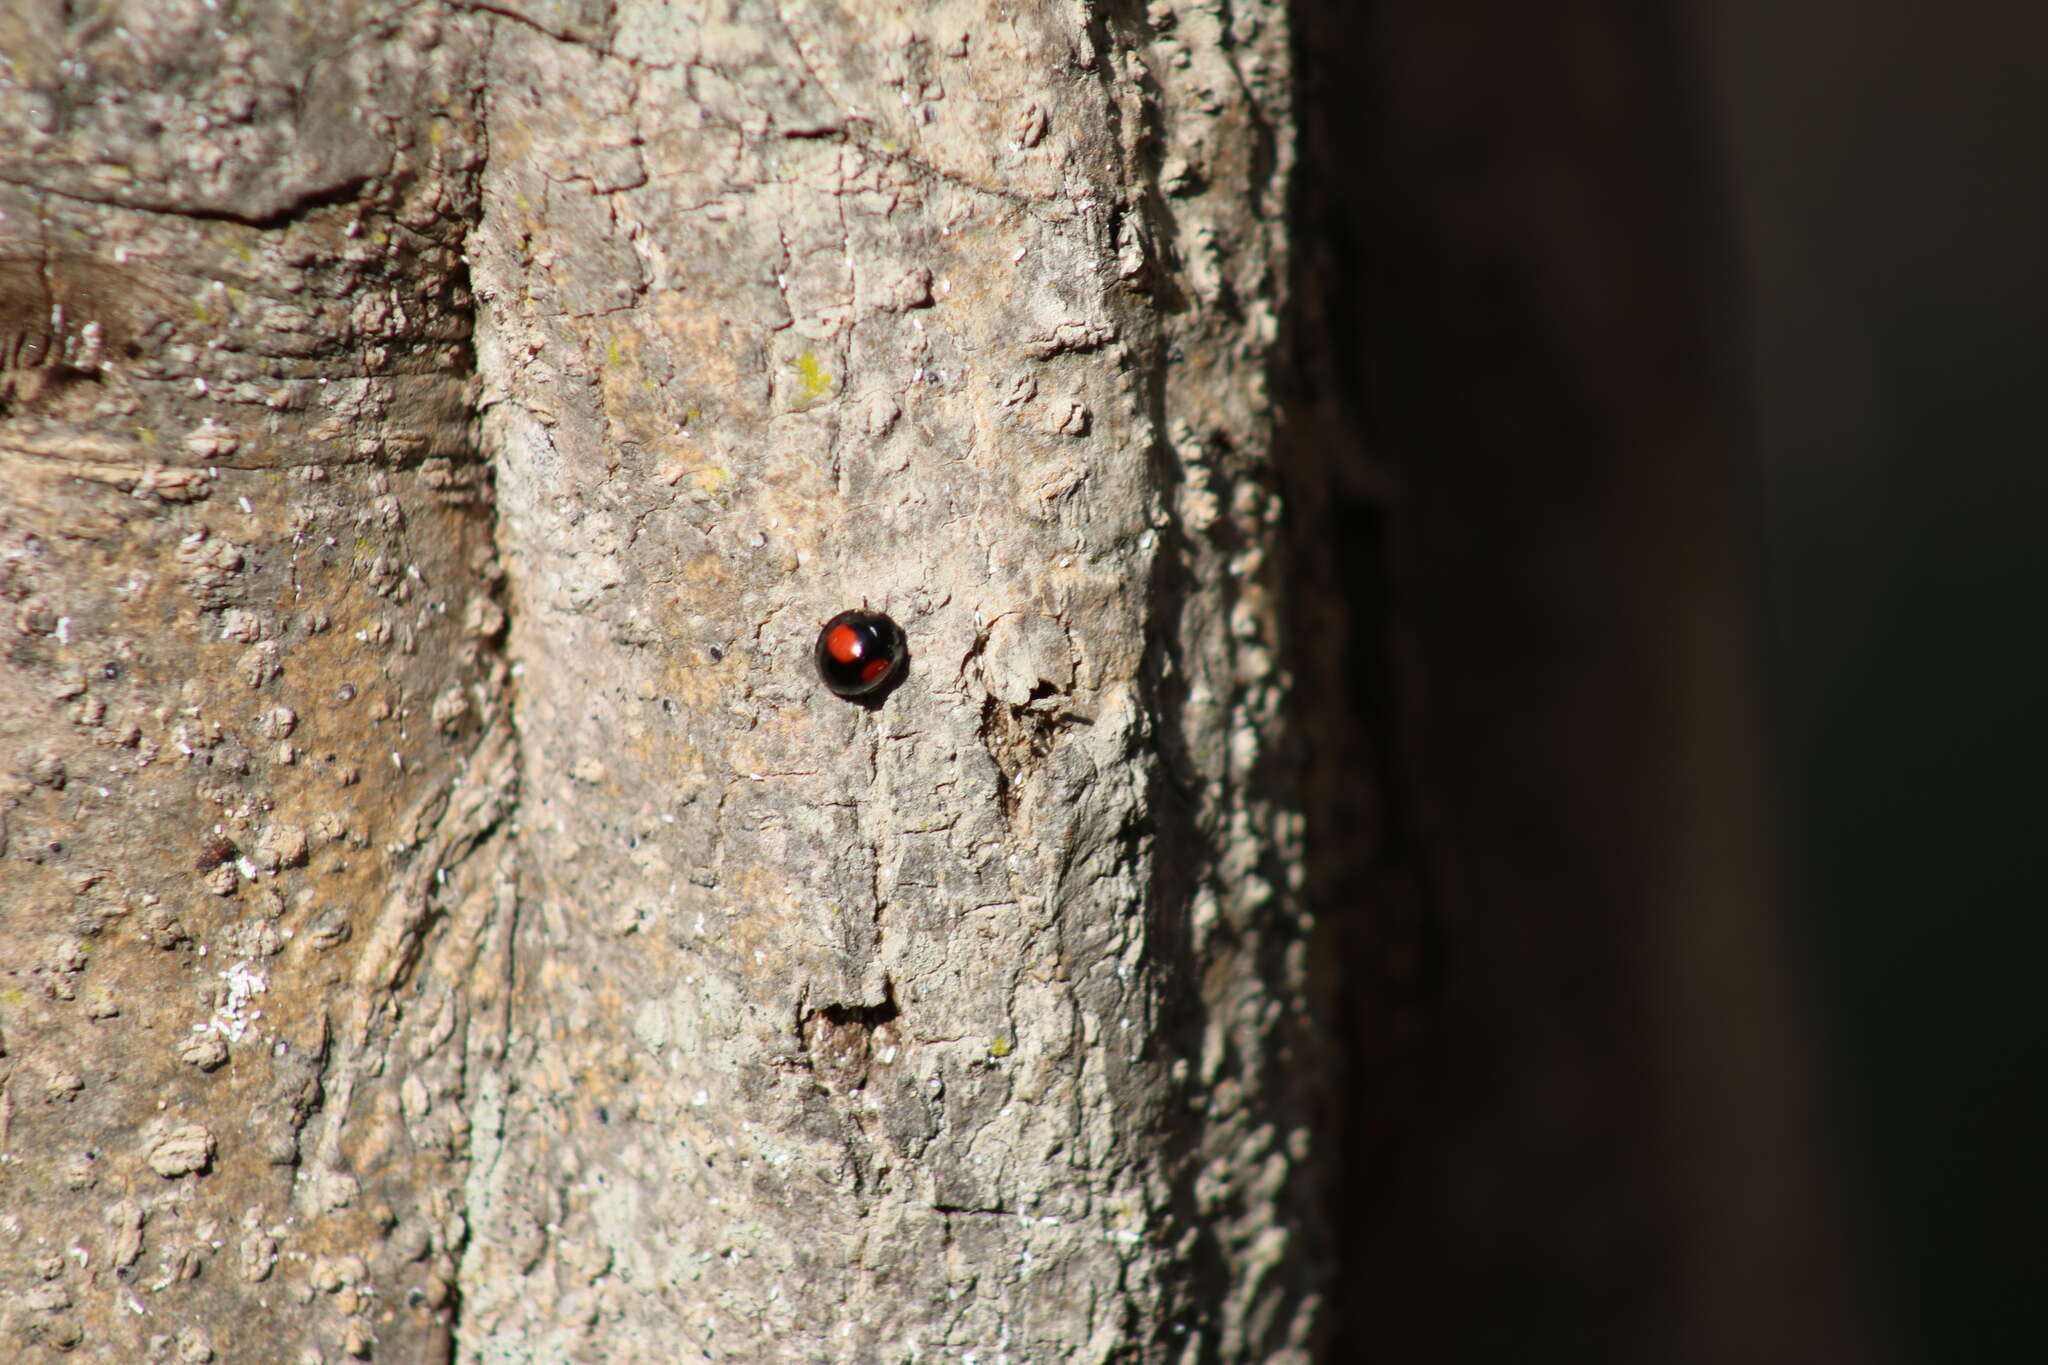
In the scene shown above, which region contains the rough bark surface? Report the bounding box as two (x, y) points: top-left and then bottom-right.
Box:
(0, 5), (507, 1362)
(463, 1), (1315, 1361)
(0, 2), (1320, 1361)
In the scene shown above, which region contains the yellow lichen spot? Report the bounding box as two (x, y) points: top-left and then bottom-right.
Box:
(607, 338), (626, 367)
(688, 466), (731, 500)
(429, 119), (449, 146)
(190, 299), (212, 323)
(137, 428), (158, 445)
(988, 1035), (1013, 1059)
(794, 350), (835, 407)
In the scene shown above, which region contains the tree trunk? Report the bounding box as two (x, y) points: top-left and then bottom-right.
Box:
(2, 3), (1322, 1361)
(1, 4), (504, 1362)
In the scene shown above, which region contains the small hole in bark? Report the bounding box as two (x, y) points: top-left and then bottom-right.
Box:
(801, 988), (901, 1093)
(818, 998), (899, 1029)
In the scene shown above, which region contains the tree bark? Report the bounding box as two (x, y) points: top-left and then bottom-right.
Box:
(462, 1), (1317, 1360)
(3, 3), (1322, 1361)
(0, 5), (505, 1362)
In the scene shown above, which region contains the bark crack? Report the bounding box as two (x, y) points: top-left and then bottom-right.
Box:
(0, 170), (382, 231)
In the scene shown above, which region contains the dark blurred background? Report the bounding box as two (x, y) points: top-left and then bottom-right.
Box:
(1290, 1), (2048, 1361)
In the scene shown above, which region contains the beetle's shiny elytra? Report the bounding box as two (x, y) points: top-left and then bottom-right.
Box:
(814, 610), (907, 698)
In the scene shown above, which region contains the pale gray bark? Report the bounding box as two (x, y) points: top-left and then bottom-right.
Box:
(1, 3), (1319, 1362)
(464, 1), (1315, 1361)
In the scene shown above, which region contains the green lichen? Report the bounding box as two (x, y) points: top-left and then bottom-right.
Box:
(794, 350), (835, 407)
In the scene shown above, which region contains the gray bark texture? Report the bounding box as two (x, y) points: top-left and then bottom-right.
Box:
(1, 2), (1320, 1362)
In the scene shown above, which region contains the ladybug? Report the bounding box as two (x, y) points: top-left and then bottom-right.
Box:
(814, 609), (907, 698)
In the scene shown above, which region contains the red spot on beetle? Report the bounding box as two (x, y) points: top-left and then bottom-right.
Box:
(826, 623), (865, 666)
